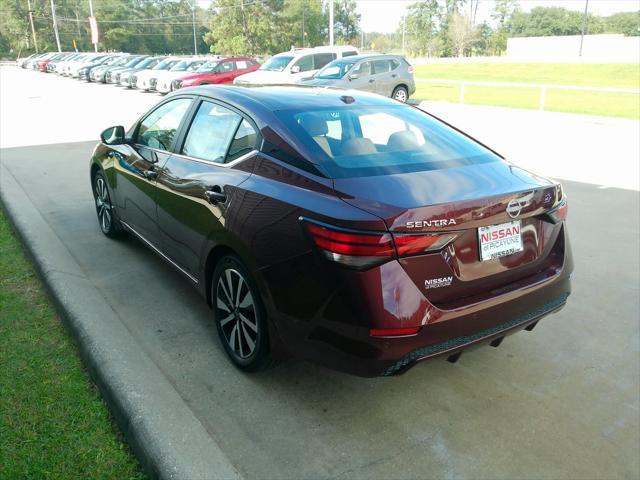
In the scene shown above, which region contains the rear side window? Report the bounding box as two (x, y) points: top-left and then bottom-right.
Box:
(137, 98), (192, 150)
(389, 59), (400, 70)
(236, 60), (248, 69)
(227, 119), (258, 161)
(182, 101), (256, 164)
(313, 53), (336, 69)
(372, 60), (390, 74)
(276, 105), (501, 178)
(293, 55), (314, 72)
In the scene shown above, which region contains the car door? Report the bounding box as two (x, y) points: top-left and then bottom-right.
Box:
(155, 98), (258, 278)
(112, 97), (193, 244)
(214, 60), (236, 84)
(348, 61), (376, 93)
(371, 59), (393, 96)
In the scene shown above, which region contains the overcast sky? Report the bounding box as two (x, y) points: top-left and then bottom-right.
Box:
(356, 0), (640, 33)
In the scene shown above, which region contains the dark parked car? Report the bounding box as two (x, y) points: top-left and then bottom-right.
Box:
(90, 86), (572, 376)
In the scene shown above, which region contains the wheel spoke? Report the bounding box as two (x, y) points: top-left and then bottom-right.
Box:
(239, 312), (257, 333)
(225, 270), (235, 304)
(229, 323), (238, 352)
(237, 323), (245, 357)
(219, 278), (233, 306)
(238, 290), (253, 309)
(216, 297), (231, 313)
(235, 276), (244, 307)
(241, 322), (255, 352)
(219, 313), (234, 327)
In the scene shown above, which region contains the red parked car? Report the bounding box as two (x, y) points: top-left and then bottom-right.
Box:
(172, 57), (260, 90)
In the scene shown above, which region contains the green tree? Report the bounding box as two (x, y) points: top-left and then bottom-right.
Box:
(507, 6), (604, 37)
(604, 11), (640, 36)
(492, 0), (519, 29)
(332, 0), (361, 45)
(404, 0), (442, 57)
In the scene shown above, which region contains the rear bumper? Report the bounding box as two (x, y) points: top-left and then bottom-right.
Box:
(262, 224), (573, 377)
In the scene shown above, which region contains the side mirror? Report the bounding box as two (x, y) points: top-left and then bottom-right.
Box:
(348, 73), (359, 81)
(290, 65), (301, 74)
(100, 125), (126, 145)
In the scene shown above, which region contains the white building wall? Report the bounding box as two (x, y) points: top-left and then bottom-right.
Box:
(507, 34), (640, 62)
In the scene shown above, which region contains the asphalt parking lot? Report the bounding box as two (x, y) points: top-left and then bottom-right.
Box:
(1, 67), (639, 479)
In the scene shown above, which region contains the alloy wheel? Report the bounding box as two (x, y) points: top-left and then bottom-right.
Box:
(94, 177), (112, 234)
(215, 268), (258, 359)
(394, 88), (408, 103)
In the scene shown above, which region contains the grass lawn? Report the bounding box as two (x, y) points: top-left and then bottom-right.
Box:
(0, 209), (144, 479)
(413, 63), (640, 119)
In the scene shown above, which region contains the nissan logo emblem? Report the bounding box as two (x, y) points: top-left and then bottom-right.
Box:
(506, 198), (525, 218)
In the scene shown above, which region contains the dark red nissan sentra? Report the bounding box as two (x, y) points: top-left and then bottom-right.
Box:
(90, 85), (572, 376)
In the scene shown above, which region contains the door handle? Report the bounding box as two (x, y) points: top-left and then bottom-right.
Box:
(145, 169), (158, 180)
(205, 187), (226, 204)
(392, 74), (397, 78)
(368, 79), (375, 83)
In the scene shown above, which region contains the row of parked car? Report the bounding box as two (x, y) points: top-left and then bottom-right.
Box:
(17, 46), (416, 101)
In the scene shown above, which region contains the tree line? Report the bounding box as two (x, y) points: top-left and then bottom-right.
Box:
(398, 0), (639, 58)
(0, 0), (637, 58)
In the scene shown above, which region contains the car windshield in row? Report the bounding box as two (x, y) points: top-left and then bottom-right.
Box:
(276, 105), (501, 178)
(153, 59), (180, 70)
(260, 56), (293, 72)
(315, 61), (357, 79)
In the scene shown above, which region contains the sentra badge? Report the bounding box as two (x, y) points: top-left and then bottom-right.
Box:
(406, 219), (456, 228)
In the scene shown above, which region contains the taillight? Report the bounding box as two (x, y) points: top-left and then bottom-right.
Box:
(305, 222), (394, 269)
(303, 220), (458, 269)
(547, 200), (568, 223)
(393, 233), (458, 257)
(407, 64), (414, 74)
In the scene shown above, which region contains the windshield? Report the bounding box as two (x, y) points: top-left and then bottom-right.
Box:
(276, 105), (501, 178)
(315, 61), (356, 79)
(170, 60), (190, 71)
(124, 57), (145, 68)
(196, 60), (220, 73)
(153, 59), (179, 70)
(135, 57), (158, 69)
(260, 56), (293, 72)
(186, 61), (205, 72)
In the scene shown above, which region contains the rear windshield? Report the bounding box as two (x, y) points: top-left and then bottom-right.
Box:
(275, 105), (501, 178)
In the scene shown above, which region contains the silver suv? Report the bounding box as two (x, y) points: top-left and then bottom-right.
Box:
(299, 54), (416, 102)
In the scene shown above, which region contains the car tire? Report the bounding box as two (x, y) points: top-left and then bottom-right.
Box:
(92, 171), (123, 238)
(211, 254), (273, 372)
(392, 85), (409, 103)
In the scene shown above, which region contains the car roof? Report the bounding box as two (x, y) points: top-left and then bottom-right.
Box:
(177, 84), (399, 112)
(273, 45), (358, 59)
(330, 54), (403, 63)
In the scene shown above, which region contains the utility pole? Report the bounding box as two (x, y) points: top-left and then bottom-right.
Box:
(50, 0), (61, 52)
(329, 0), (334, 46)
(27, 0), (38, 53)
(192, 1), (197, 55)
(401, 16), (405, 54)
(579, 0), (589, 56)
(302, 0), (305, 48)
(88, 0), (98, 52)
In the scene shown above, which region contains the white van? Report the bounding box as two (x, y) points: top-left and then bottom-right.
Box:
(234, 45), (359, 86)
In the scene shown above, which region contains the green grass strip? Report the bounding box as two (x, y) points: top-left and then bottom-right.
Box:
(0, 209), (145, 480)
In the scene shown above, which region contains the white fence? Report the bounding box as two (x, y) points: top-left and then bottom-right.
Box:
(415, 78), (640, 112)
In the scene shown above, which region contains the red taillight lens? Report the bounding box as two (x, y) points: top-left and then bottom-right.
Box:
(304, 222), (394, 269)
(304, 220), (459, 268)
(548, 200), (568, 223)
(407, 64), (414, 74)
(393, 233), (458, 257)
(370, 326), (421, 337)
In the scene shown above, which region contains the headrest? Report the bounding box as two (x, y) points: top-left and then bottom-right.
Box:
(299, 114), (328, 136)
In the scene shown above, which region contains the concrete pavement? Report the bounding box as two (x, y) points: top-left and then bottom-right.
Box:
(1, 141), (638, 479)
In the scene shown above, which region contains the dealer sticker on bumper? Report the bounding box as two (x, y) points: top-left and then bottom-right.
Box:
(478, 220), (523, 261)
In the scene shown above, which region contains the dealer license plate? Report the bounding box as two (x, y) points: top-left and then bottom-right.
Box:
(478, 220), (523, 261)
